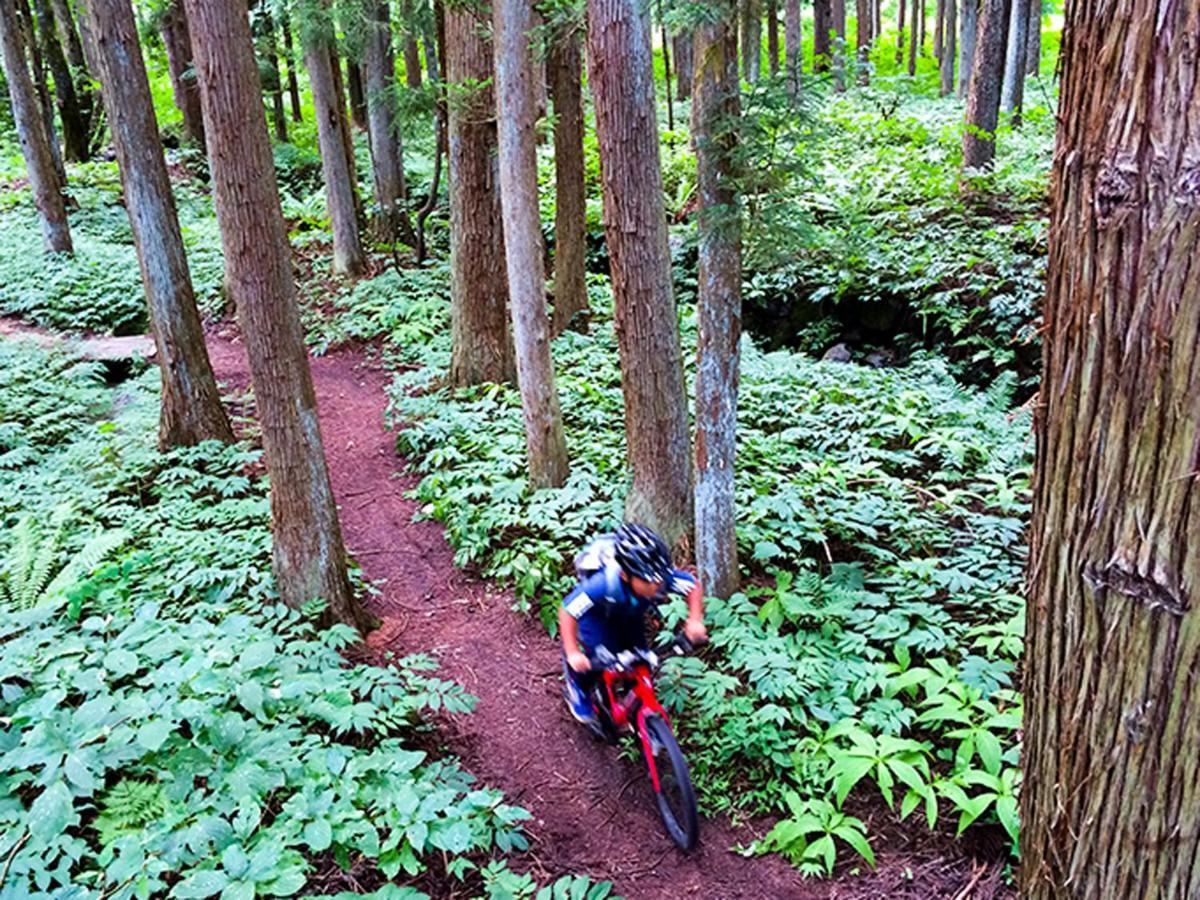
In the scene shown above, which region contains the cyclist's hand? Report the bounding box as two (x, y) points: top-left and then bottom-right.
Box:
(567, 651), (591, 673)
(684, 618), (708, 645)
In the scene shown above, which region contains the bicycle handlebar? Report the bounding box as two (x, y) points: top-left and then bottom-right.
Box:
(587, 632), (694, 673)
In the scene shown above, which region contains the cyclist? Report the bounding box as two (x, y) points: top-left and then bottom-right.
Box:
(560, 523), (708, 730)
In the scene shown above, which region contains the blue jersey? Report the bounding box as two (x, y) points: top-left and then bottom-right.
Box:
(563, 567), (696, 653)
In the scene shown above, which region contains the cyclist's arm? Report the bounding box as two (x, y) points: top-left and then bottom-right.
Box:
(669, 569), (707, 643)
(559, 605), (583, 657)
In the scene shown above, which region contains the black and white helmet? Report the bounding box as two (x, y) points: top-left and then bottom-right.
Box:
(613, 523), (672, 584)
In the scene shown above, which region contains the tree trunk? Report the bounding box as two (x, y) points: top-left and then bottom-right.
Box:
(765, 0), (779, 76)
(908, 0), (919, 73)
(999, 0), (1029, 119)
(493, 0), (569, 490)
(84, 0), (232, 450)
(673, 31), (692, 101)
(896, 0), (906, 63)
(182, 0), (366, 632)
(855, 0), (870, 83)
(784, 0), (801, 96)
(281, 15), (302, 121)
(31, 0), (84, 160)
(0, 0), (71, 253)
(813, 0), (832, 71)
(919, 0), (927, 50)
(346, 59), (367, 129)
(740, 0), (761, 82)
(960, 0), (1007, 173)
(327, 47), (359, 217)
(404, 34), (422, 88)
(1024, 0), (1039, 75)
(692, 0), (741, 600)
(830, 0), (845, 87)
(17, 0), (65, 188)
(934, 0), (944, 58)
(446, 3), (512, 386)
(939, 0), (956, 95)
(48, 0), (82, 70)
(422, 18), (440, 83)
(160, 1), (204, 149)
(957, 0), (977, 98)
(659, 2), (673, 132)
(586, 0), (692, 545)
(303, 10), (365, 276)
(363, 0), (415, 246)
(548, 29), (587, 335)
(1022, 1), (1200, 895)
(258, 7), (288, 143)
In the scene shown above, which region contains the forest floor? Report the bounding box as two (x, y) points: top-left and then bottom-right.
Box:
(198, 322), (1011, 900)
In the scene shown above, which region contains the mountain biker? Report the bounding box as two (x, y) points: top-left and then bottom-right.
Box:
(560, 523), (708, 730)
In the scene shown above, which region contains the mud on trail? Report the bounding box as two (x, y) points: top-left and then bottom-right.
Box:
(204, 326), (1008, 900)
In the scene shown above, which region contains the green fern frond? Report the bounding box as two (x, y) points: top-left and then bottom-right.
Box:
(42, 528), (130, 604)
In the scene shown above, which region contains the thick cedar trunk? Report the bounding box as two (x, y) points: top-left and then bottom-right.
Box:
(1023, 2), (1200, 895)
(855, 0), (870, 83)
(939, 0), (956, 94)
(692, 0), (741, 600)
(160, 0), (204, 148)
(548, 29), (587, 335)
(999, 0), (1029, 118)
(813, 0), (831, 71)
(182, 0), (365, 631)
(493, 0), (569, 489)
(896, 0), (906, 63)
(934, 0), (944, 58)
(84, 0), (232, 450)
(765, 0), (778, 76)
(586, 0), (692, 544)
(303, 13), (365, 276)
(740, 0), (761, 82)
(446, 4), (512, 385)
(363, 0), (415, 245)
(0, 0), (71, 253)
(32, 0), (85, 160)
(908, 0), (919, 73)
(784, 0), (801, 96)
(957, 0), (977, 98)
(960, 0), (1008, 172)
(830, 0), (846, 87)
(673, 32), (692, 101)
(404, 35), (422, 88)
(281, 16), (302, 121)
(346, 59), (367, 129)
(1024, 0), (1039, 75)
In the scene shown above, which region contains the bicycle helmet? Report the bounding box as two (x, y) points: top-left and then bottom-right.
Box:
(613, 523), (672, 584)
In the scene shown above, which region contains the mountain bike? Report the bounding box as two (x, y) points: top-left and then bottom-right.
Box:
(586, 634), (699, 852)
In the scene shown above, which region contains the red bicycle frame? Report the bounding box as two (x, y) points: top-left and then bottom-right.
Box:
(599, 662), (671, 791)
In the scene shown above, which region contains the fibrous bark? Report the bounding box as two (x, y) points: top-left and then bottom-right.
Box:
(830, 0), (845, 87)
(363, 0), (415, 245)
(813, 0), (832, 71)
(740, 0), (761, 82)
(855, 0), (870, 83)
(784, 0), (801, 96)
(957, 0), (978, 98)
(1022, 2), (1200, 896)
(999, 0), (1030, 120)
(548, 27), (587, 335)
(908, 0), (919, 73)
(939, 0), (956, 95)
(1024, 0), (1039, 75)
(160, 0), (204, 148)
(896, 0), (906, 64)
(404, 34), (422, 88)
(32, 0), (85, 160)
(346, 59), (367, 130)
(673, 31), (692, 101)
(281, 15), (302, 121)
(765, 0), (778, 76)
(960, 0), (1009, 173)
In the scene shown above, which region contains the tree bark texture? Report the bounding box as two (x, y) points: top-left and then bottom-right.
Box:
(960, 0), (1008, 173)
(363, 0), (414, 245)
(830, 0), (846, 87)
(765, 0), (779, 75)
(346, 58), (367, 129)
(1024, 0), (1039, 75)
(1022, 2), (1200, 896)
(303, 10), (365, 276)
(896, 0), (906, 63)
(446, 3), (513, 386)
(493, 0), (570, 490)
(813, 0), (832, 70)
(31, 0), (84, 160)
(18, 0), (65, 187)
(0, 0), (71, 253)
(939, 0), (956, 95)
(84, 0), (232, 450)
(182, 0), (365, 631)
(999, 0), (1029, 118)
(404, 34), (422, 88)
(48, 0), (83, 71)
(908, 0), (919, 73)
(957, 0), (978, 98)
(692, 1), (742, 600)
(160, 0), (205, 148)
(855, 0), (871, 83)
(586, 0), (693, 544)
(784, 0), (801, 96)
(934, 0), (944, 58)
(740, 0), (761, 82)
(422, 17), (441, 83)
(548, 28), (588, 335)
(282, 15), (302, 121)
(257, 7), (288, 143)
(673, 32), (692, 101)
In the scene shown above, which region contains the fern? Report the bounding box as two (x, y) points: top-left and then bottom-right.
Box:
(94, 780), (169, 845)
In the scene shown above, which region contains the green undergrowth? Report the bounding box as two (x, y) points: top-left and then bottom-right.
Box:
(0, 339), (617, 900)
(324, 263), (1032, 876)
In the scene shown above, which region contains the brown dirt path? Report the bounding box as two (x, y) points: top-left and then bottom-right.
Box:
(201, 326), (1003, 900)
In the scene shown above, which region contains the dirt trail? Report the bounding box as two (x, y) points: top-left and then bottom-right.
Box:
(202, 326), (1000, 900)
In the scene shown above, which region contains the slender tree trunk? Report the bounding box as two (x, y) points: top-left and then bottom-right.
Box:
(659, 0), (673, 131)
(48, 0), (82, 69)
(493, 0), (569, 490)
(1023, 1), (1200, 895)
(855, 0), (870, 83)
(363, 0), (415, 246)
(740, 0), (762, 82)
(281, 15), (302, 121)
(784, 0), (801, 97)
(259, 7), (288, 142)
(586, 0), (692, 545)
(957, 0), (977, 97)
(939, 0), (956, 94)
(446, 3), (512, 385)
(404, 34), (422, 88)
(813, 0), (832, 71)
(17, 0), (65, 189)
(830, 0), (846, 87)
(84, 0), (232, 449)
(327, 47), (359, 218)
(896, 0), (906, 63)
(908, 0), (919, 73)
(548, 29), (587, 335)
(160, 1), (204, 148)
(346, 59), (367, 129)
(1023, 0), (1039, 75)
(31, 0), (84, 160)
(961, 0), (1008, 173)
(182, 0), (366, 631)
(303, 9), (365, 276)
(0, 0), (71, 253)
(674, 31), (692, 101)
(919, 0), (927, 50)
(422, 19), (440, 83)
(999, 0), (1029, 119)
(692, 0), (741, 600)
(765, 0), (779, 76)
(934, 0), (944, 58)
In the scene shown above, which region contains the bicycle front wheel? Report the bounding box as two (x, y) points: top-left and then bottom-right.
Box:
(642, 713), (698, 851)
